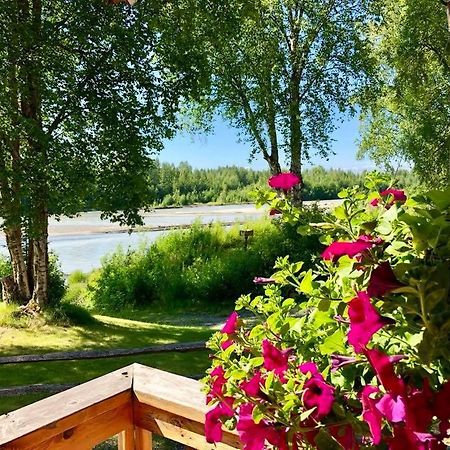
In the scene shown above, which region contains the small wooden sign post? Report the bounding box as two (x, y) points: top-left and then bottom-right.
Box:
(239, 229), (254, 250)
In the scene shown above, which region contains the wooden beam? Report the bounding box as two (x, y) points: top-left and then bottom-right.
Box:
(133, 364), (208, 425)
(134, 402), (241, 450)
(0, 342), (206, 365)
(118, 428), (136, 450)
(135, 428), (153, 450)
(0, 366), (133, 447)
(2, 402), (132, 450)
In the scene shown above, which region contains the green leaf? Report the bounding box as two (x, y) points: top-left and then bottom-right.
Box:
(299, 269), (314, 294)
(300, 408), (317, 422)
(265, 371), (274, 391)
(319, 328), (346, 355)
(427, 188), (450, 210)
(252, 405), (264, 424)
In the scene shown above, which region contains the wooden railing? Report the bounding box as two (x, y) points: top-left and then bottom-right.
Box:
(0, 364), (242, 449)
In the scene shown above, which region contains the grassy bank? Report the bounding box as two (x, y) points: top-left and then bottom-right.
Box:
(0, 304), (219, 414)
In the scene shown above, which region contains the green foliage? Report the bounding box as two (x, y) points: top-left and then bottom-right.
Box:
(0, 255), (12, 279)
(359, 0), (450, 188)
(205, 174), (450, 449)
(169, 0), (375, 183)
(141, 162), (418, 206)
(87, 217), (322, 311)
(47, 253), (67, 308)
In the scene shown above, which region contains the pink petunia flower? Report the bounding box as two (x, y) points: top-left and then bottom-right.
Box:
(321, 235), (383, 262)
(380, 188), (407, 203)
(205, 397), (235, 443)
(367, 262), (404, 298)
(207, 366), (227, 404)
(300, 361), (335, 420)
(364, 348), (405, 396)
(240, 371), (264, 398)
(237, 403), (288, 450)
(262, 339), (291, 381)
(371, 188), (407, 209)
(347, 291), (394, 353)
(221, 339), (233, 350)
(376, 393), (406, 423)
(330, 354), (358, 372)
(302, 376), (335, 420)
(360, 385), (383, 445)
(268, 172), (301, 191)
(221, 311), (239, 334)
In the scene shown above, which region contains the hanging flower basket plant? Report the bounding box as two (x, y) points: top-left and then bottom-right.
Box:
(204, 173), (450, 450)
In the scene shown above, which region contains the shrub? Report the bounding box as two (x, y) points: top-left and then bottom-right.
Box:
(88, 215), (323, 311)
(204, 173), (450, 450)
(47, 253), (67, 308)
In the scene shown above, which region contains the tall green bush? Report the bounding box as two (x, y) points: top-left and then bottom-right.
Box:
(87, 217), (323, 311)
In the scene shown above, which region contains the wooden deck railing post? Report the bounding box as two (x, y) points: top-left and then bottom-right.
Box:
(118, 427), (152, 450)
(135, 427), (153, 450)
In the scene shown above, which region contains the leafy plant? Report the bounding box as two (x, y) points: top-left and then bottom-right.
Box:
(204, 173), (450, 449)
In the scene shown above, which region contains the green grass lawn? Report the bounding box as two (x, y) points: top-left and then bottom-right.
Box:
(0, 304), (222, 415)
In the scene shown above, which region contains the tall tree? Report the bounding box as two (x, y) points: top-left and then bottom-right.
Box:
(0, 0), (203, 309)
(163, 0), (374, 202)
(358, 0), (450, 187)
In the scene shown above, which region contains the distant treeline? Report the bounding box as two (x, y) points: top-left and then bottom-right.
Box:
(145, 162), (417, 206)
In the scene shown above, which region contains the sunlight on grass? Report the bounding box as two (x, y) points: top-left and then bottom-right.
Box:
(0, 307), (219, 415)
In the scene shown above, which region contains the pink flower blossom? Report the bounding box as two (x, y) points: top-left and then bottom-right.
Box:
(364, 348), (405, 396)
(268, 172), (301, 191)
(253, 276), (276, 284)
(205, 397), (235, 443)
(360, 385), (383, 445)
(367, 262), (404, 298)
(302, 376), (335, 420)
(221, 311), (239, 334)
(381, 188), (407, 203)
(221, 339), (233, 350)
(347, 291), (394, 353)
(207, 366), (227, 404)
(240, 371), (263, 397)
(321, 235), (383, 262)
(376, 393), (406, 423)
(262, 339), (291, 380)
(237, 403), (288, 450)
(371, 188), (407, 209)
(300, 361), (335, 420)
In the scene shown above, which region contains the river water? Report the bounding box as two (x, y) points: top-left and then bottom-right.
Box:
(0, 204), (265, 274)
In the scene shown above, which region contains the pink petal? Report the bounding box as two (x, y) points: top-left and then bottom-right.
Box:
(221, 311), (239, 334)
(321, 235), (382, 262)
(376, 393), (406, 423)
(347, 291), (392, 353)
(367, 262), (404, 298)
(240, 371), (263, 397)
(268, 172), (301, 190)
(262, 339), (290, 379)
(359, 385), (383, 445)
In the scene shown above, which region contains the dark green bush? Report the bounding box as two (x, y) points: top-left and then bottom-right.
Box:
(87, 211), (323, 311)
(47, 253), (67, 308)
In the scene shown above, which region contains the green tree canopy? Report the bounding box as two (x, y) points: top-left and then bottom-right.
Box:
(163, 0), (375, 202)
(0, 0), (206, 307)
(359, 0), (450, 187)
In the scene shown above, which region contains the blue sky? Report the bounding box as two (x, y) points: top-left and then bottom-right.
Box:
(160, 115), (377, 172)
